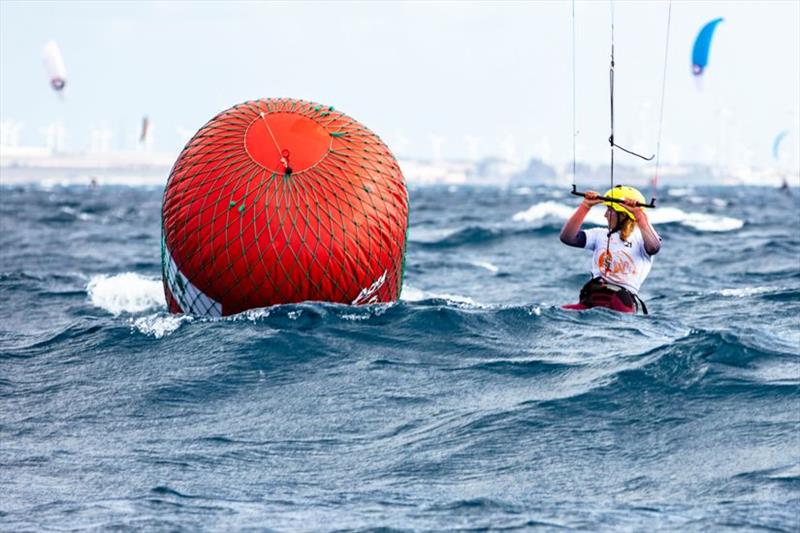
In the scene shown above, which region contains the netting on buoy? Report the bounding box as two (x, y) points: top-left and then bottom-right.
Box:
(162, 98), (408, 316)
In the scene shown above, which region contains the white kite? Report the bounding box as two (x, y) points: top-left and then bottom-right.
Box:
(42, 40), (67, 93)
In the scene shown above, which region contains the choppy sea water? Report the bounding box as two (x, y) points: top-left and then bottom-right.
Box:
(1, 181), (798, 531)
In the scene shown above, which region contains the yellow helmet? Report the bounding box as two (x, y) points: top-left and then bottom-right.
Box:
(603, 185), (646, 219)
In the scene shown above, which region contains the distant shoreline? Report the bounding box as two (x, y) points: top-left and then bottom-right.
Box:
(1, 151), (797, 188)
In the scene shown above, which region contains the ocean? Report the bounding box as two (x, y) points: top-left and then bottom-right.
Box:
(1, 181), (798, 530)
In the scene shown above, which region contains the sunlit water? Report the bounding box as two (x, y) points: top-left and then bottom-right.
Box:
(1, 182), (798, 530)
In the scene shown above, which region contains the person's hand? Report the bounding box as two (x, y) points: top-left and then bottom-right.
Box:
(622, 197), (643, 218)
(582, 190), (603, 208)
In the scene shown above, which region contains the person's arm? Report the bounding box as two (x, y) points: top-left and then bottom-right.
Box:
(622, 198), (661, 255)
(560, 191), (602, 248)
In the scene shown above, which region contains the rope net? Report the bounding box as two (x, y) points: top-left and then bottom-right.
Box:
(162, 98), (409, 317)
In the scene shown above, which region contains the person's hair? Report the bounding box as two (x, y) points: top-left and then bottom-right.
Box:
(620, 215), (636, 241)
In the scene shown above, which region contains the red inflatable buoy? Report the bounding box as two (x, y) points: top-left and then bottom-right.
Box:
(162, 98), (408, 316)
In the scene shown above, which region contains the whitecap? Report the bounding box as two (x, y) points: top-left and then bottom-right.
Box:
(434, 293), (489, 308)
(59, 206), (93, 221)
(718, 286), (777, 297)
(686, 216), (743, 231)
(131, 313), (192, 338)
(512, 201), (605, 226)
(470, 260), (499, 273)
(667, 188), (694, 197)
(400, 283), (489, 308)
(87, 273), (165, 315)
(647, 207), (743, 232)
(513, 201), (742, 232)
(408, 226), (459, 243)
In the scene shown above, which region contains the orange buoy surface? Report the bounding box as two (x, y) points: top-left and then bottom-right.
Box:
(162, 98), (408, 316)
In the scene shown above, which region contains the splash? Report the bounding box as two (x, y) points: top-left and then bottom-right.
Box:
(87, 273), (165, 315)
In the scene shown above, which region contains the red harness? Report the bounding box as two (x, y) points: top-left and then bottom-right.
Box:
(562, 277), (647, 314)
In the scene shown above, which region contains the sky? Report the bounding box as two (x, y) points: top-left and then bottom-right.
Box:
(1, 1), (798, 169)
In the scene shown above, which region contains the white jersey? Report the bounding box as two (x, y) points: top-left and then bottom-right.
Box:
(583, 227), (655, 294)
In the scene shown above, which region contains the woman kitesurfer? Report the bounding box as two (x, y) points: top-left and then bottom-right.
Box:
(560, 185), (661, 314)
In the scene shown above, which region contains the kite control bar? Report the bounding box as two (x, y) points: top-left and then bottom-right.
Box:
(570, 185), (657, 208)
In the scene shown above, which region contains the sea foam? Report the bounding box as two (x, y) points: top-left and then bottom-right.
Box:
(718, 286), (778, 297)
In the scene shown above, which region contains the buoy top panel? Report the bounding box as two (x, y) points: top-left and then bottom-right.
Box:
(244, 112), (331, 173)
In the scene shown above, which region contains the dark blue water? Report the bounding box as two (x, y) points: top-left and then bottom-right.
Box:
(2, 182), (799, 530)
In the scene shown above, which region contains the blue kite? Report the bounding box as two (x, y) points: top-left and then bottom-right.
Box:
(773, 130), (789, 160)
(692, 18), (724, 76)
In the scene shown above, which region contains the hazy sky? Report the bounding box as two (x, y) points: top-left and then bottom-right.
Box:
(1, 1), (798, 168)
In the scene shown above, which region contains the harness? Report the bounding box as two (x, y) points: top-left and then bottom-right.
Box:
(579, 276), (649, 315)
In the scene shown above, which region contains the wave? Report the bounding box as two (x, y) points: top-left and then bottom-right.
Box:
(716, 286), (780, 297)
(711, 285), (800, 305)
(512, 201), (606, 226)
(469, 260), (499, 273)
(667, 188), (695, 197)
(37, 206), (96, 224)
(124, 298), (536, 341)
(1, 320), (106, 360)
(13, 308), (799, 395)
(540, 329), (800, 404)
(85, 272), (491, 320)
(409, 224), (559, 247)
(119, 298), (793, 359)
(512, 201), (744, 232)
(400, 284), (492, 308)
(647, 206), (743, 232)
(85, 276), (498, 338)
(409, 225), (503, 247)
(130, 313), (193, 339)
(83, 273), (799, 399)
(406, 259), (504, 277)
(0, 271), (46, 283)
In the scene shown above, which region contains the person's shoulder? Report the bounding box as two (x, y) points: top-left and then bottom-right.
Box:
(583, 227), (605, 248)
(585, 227), (605, 236)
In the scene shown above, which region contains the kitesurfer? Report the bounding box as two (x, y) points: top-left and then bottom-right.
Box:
(560, 185), (661, 314)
